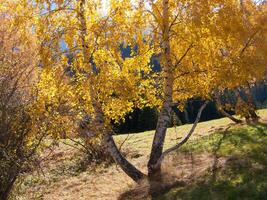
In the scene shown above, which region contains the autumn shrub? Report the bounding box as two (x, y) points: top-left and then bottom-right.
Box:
(0, 9), (43, 199)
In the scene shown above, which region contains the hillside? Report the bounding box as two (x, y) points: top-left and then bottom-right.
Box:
(14, 109), (267, 200)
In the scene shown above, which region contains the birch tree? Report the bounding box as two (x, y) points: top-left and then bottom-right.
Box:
(27, 0), (267, 183)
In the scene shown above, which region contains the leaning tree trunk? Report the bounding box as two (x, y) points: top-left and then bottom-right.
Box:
(234, 87), (259, 124)
(78, 0), (144, 183)
(91, 99), (145, 182)
(147, 0), (173, 180)
(92, 101), (145, 182)
(244, 84), (259, 123)
(218, 107), (243, 124)
(214, 92), (242, 124)
(104, 129), (145, 182)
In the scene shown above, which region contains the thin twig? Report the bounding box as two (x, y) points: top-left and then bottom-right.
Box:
(118, 133), (135, 152)
(173, 43), (194, 68)
(239, 29), (260, 56)
(67, 137), (88, 152)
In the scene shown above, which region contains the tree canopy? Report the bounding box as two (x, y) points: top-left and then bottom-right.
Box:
(0, 0), (266, 193)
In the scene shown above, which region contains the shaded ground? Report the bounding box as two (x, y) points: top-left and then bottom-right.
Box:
(13, 109), (267, 200)
(156, 123), (267, 200)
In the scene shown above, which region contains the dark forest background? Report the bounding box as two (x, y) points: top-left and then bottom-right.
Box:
(65, 45), (267, 134)
(114, 47), (267, 133)
(114, 82), (267, 134)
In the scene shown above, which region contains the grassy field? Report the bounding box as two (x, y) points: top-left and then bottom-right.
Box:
(13, 109), (267, 200)
(157, 122), (267, 200)
(116, 109), (267, 154)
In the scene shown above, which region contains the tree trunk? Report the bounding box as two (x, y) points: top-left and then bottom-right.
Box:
(148, 0), (173, 179)
(214, 92), (242, 124)
(148, 102), (172, 178)
(91, 101), (145, 182)
(0, 167), (19, 200)
(91, 102), (145, 182)
(78, 0), (144, 183)
(104, 130), (145, 182)
(244, 84), (259, 123)
(154, 101), (208, 169)
(218, 107), (243, 124)
(234, 88), (259, 124)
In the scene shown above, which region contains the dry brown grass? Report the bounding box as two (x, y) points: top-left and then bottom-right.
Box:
(117, 152), (229, 200)
(15, 109), (267, 200)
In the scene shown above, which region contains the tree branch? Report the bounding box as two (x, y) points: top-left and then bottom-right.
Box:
(173, 43), (194, 68)
(239, 29), (260, 56)
(169, 13), (180, 31)
(174, 69), (207, 80)
(154, 100), (209, 168)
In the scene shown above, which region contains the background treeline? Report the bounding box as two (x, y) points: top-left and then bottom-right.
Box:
(115, 81), (267, 134)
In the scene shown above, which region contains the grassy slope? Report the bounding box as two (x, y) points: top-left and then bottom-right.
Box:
(115, 109), (267, 155)
(158, 123), (267, 200)
(14, 109), (267, 200)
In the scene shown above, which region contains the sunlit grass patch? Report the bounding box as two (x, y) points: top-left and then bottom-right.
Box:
(157, 123), (267, 200)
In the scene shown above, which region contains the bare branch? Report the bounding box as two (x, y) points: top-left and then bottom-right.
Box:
(173, 43), (194, 68)
(155, 100), (209, 168)
(174, 69), (208, 80)
(169, 13), (180, 31)
(68, 137), (89, 152)
(239, 29), (260, 56)
(118, 133), (134, 152)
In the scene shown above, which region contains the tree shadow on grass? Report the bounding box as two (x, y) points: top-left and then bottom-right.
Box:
(119, 123), (267, 200)
(158, 123), (267, 200)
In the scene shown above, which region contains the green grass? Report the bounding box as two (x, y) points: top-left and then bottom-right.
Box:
(115, 109), (267, 156)
(115, 113), (232, 153)
(157, 122), (267, 200)
(14, 109), (267, 200)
